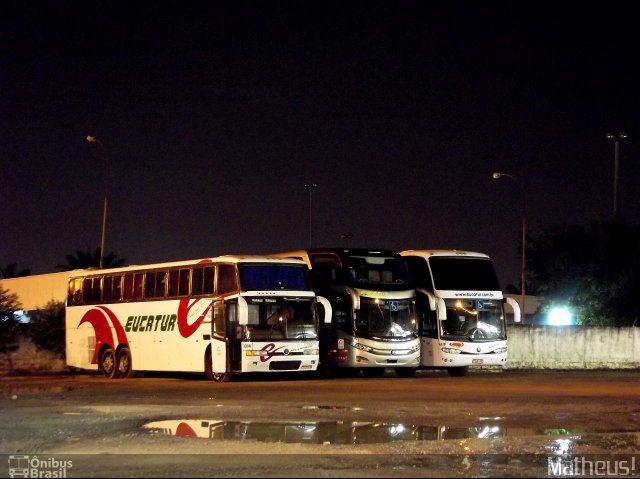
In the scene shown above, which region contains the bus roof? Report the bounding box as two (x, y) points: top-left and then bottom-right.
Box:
(269, 248), (403, 266)
(399, 250), (491, 260)
(67, 255), (308, 278)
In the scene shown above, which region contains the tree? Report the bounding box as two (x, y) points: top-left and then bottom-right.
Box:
(0, 286), (22, 364)
(527, 221), (640, 326)
(56, 248), (126, 271)
(0, 262), (31, 278)
(27, 300), (65, 356)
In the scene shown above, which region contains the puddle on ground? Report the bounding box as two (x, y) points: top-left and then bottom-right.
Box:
(141, 418), (625, 445)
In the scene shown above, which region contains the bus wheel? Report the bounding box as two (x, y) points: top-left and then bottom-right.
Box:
(116, 347), (134, 378)
(362, 367), (384, 378)
(395, 367), (416, 378)
(100, 348), (117, 379)
(212, 372), (231, 383)
(448, 366), (469, 377)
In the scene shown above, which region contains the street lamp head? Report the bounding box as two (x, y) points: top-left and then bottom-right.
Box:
(492, 171), (516, 180)
(86, 135), (97, 143)
(606, 132), (628, 140)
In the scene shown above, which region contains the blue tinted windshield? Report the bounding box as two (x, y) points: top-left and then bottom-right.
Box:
(239, 264), (310, 291)
(429, 257), (500, 291)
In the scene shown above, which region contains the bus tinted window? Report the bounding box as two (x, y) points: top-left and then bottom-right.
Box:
(192, 266), (215, 295)
(82, 277), (101, 303)
(168, 268), (190, 297)
(239, 265), (309, 291)
(124, 272), (144, 300)
(344, 255), (412, 285)
(217, 264), (237, 294)
(103, 275), (122, 302)
(429, 257), (500, 291)
(145, 271), (167, 299)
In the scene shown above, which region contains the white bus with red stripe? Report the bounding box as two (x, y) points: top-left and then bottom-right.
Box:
(65, 255), (331, 382)
(400, 250), (520, 376)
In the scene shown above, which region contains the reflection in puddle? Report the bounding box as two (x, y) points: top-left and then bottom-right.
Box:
(141, 419), (593, 445)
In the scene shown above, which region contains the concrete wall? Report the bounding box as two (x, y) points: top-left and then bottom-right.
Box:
(505, 324), (640, 369)
(0, 271), (71, 311)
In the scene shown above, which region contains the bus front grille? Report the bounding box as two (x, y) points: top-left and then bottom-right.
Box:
(269, 361), (302, 371)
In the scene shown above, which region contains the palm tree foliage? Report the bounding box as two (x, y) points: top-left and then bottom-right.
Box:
(56, 248), (126, 271)
(0, 263), (31, 278)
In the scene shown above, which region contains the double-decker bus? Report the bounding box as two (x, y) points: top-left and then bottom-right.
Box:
(399, 250), (520, 376)
(65, 255), (331, 382)
(270, 249), (420, 377)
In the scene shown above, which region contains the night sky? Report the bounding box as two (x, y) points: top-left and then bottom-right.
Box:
(2, 0), (639, 289)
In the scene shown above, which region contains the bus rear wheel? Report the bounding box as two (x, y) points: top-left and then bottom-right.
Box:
(116, 347), (134, 378)
(448, 366), (469, 377)
(212, 372), (231, 383)
(100, 348), (117, 379)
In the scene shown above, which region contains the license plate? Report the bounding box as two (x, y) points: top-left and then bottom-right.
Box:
(472, 359), (484, 364)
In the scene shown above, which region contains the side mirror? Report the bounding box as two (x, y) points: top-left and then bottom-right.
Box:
(317, 296), (332, 323)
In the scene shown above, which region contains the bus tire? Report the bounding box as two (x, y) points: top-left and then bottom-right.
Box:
(395, 367), (416, 378)
(116, 347), (134, 378)
(212, 372), (231, 383)
(448, 366), (469, 377)
(100, 348), (117, 379)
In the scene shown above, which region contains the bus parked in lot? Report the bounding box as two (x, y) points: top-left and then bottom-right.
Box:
(270, 249), (420, 377)
(65, 255), (331, 382)
(399, 250), (520, 376)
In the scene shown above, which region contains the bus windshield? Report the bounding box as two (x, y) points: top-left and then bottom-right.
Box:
(344, 255), (412, 286)
(354, 298), (417, 339)
(441, 298), (506, 341)
(429, 257), (500, 291)
(239, 264), (310, 291)
(244, 298), (318, 341)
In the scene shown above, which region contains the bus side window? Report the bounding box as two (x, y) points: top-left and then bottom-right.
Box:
(68, 278), (83, 305)
(123, 273), (134, 300)
(217, 264), (237, 294)
(134, 273), (144, 300)
(83, 277), (100, 303)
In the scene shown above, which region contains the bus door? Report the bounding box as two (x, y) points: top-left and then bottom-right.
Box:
(212, 299), (242, 373)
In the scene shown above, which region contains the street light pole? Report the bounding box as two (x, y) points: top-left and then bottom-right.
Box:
(492, 171), (526, 322)
(86, 135), (109, 269)
(304, 182), (318, 248)
(605, 132), (628, 221)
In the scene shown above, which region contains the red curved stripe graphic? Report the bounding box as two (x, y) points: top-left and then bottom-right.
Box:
(177, 258), (214, 338)
(177, 299), (213, 338)
(98, 306), (128, 346)
(78, 309), (114, 364)
(175, 422), (198, 437)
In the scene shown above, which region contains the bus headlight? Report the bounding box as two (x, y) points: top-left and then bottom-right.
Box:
(246, 350), (268, 357)
(441, 347), (462, 354)
(493, 347), (507, 354)
(303, 348), (319, 356)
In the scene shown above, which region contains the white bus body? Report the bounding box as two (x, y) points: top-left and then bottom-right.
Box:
(65, 255), (330, 382)
(270, 249), (420, 377)
(400, 250), (520, 376)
